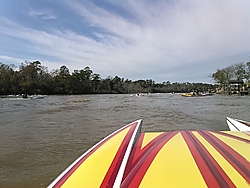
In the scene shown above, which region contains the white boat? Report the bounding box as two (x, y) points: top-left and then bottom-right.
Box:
(226, 117), (250, 131)
(28, 94), (46, 99)
(6, 94), (22, 98)
(131, 93), (145, 97)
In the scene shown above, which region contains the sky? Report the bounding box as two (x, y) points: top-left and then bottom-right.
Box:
(0, 0), (250, 83)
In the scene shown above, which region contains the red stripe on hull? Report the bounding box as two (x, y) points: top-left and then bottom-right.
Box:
(100, 122), (138, 187)
(123, 132), (145, 178)
(182, 131), (220, 187)
(199, 131), (250, 184)
(121, 131), (178, 187)
(211, 131), (250, 143)
(237, 120), (250, 127)
(182, 131), (236, 188)
(52, 123), (136, 187)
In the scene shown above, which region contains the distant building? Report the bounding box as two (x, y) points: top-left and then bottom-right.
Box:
(228, 79), (248, 95)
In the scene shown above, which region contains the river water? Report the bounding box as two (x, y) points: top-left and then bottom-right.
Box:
(0, 93), (249, 187)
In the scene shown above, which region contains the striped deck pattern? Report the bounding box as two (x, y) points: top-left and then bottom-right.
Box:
(48, 121), (250, 188)
(121, 131), (250, 188)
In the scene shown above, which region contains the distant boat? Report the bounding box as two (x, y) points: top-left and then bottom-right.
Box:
(181, 93), (206, 97)
(7, 94), (46, 100)
(131, 93), (145, 97)
(7, 94), (22, 98)
(136, 93), (144, 97)
(28, 94), (46, 99)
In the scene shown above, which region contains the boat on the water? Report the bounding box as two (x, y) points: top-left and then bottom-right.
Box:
(28, 94), (45, 99)
(131, 92), (145, 97)
(6, 94), (22, 98)
(6, 94), (46, 100)
(48, 119), (250, 188)
(181, 93), (206, 97)
(181, 93), (194, 97)
(226, 117), (250, 131)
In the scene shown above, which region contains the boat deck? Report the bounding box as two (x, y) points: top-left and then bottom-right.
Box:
(48, 120), (250, 188)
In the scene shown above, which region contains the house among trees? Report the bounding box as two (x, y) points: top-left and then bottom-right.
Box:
(228, 79), (244, 95)
(212, 61), (250, 95)
(228, 79), (249, 95)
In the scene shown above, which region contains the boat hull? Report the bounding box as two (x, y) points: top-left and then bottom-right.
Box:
(48, 120), (142, 188)
(48, 120), (250, 188)
(181, 93), (206, 97)
(226, 117), (250, 131)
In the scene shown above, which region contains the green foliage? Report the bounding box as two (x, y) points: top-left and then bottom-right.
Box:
(0, 61), (216, 95)
(0, 63), (17, 94)
(212, 61), (250, 86)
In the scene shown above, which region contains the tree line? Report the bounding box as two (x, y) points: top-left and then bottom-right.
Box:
(1, 61), (215, 95)
(212, 61), (250, 88)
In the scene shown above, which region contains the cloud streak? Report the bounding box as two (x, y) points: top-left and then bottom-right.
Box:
(0, 0), (249, 83)
(66, 1), (250, 67)
(27, 8), (56, 20)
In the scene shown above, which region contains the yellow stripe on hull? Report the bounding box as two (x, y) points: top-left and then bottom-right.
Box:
(211, 132), (250, 161)
(140, 132), (207, 187)
(193, 132), (249, 187)
(61, 126), (130, 188)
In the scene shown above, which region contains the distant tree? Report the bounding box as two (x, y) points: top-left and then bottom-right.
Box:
(212, 66), (234, 87)
(71, 70), (83, 94)
(70, 66), (95, 93)
(18, 61), (43, 93)
(123, 79), (133, 93)
(82, 66), (93, 93)
(53, 65), (71, 94)
(99, 76), (112, 93)
(233, 62), (246, 80)
(132, 81), (144, 93)
(112, 76), (125, 93)
(245, 61), (250, 81)
(0, 63), (16, 94)
(0, 61), (221, 95)
(91, 73), (101, 93)
(39, 66), (54, 94)
(212, 61), (250, 87)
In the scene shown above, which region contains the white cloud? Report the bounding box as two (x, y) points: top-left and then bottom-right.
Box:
(66, 0), (250, 59)
(0, 0), (250, 82)
(27, 8), (56, 20)
(0, 55), (24, 64)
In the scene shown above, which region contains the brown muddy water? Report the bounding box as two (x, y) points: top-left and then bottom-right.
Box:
(0, 93), (249, 187)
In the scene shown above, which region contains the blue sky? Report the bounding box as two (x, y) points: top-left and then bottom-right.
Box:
(0, 0), (250, 83)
